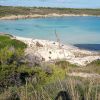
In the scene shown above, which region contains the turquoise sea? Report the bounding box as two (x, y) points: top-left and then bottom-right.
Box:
(0, 16), (100, 45)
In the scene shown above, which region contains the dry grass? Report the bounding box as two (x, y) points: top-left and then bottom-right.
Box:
(0, 76), (100, 100)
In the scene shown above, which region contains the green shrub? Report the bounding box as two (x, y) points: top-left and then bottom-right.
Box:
(0, 35), (27, 49)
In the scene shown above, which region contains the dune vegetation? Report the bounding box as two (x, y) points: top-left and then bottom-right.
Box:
(0, 35), (100, 100)
(0, 35), (27, 49)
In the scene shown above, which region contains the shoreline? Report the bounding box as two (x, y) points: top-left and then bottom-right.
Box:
(13, 36), (100, 66)
(0, 13), (100, 20)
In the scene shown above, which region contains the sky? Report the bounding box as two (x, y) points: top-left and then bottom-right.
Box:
(0, 0), (100, 8)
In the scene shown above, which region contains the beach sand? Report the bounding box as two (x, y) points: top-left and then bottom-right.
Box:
(0, 14), (98, 20)
(14, 36), (100, 66)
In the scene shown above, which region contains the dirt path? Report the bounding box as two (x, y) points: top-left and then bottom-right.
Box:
(68, 72), (100, 78)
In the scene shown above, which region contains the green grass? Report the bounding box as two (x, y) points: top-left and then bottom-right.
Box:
(0, 35), (27, 49)
(55, 60), (78, 69)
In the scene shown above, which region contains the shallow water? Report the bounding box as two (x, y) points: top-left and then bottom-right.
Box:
(0, 16), (100, 44)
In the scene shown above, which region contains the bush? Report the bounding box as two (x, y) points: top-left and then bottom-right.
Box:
(0, 35), (27, 49)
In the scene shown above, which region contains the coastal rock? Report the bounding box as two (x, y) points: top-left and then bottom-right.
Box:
(36, 41), (43, 47)
(25, 54), (42, 66)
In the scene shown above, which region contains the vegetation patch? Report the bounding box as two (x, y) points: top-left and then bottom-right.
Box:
(68, 59), (100, 75)
(0, 6), (100, 18)
(0, 35), (27, 49)
(0, 35), (100, 100)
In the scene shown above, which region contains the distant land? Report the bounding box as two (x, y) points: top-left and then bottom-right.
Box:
(0, 6), (100, 19)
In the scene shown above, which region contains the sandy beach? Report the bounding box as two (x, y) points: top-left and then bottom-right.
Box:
(14, 36), (100, 66)
(0, 14), (99, 20)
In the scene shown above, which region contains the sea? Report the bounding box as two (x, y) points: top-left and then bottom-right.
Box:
(0, 16), (100, 51)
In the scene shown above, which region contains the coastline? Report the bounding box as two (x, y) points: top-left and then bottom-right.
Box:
(13, 35), (100, 66)
(0, 13), (100, 20)
(0, 6), (100, 20)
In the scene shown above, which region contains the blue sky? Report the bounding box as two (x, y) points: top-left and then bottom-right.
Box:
(0, 0), (100, 8)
